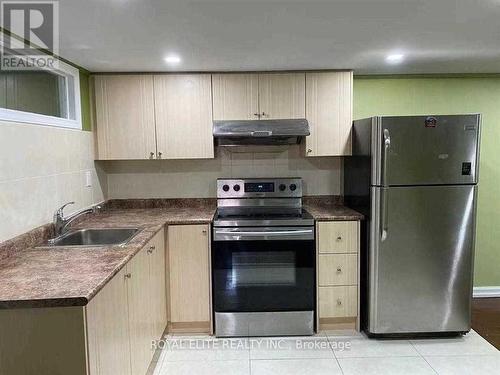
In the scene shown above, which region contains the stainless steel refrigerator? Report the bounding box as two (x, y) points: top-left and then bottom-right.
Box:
(344, 115), (481, 337)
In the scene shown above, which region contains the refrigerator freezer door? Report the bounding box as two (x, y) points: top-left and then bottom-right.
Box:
(368, 185), (476, 334)
(373, 115), (480, 186)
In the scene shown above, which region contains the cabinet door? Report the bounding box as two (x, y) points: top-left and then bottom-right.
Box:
(94, 75), (156, 160)
(212, 74), (259, 120)
(305, 71), (353, 156)
(258, 73), (305, 119)
(168, 225), (210, 323)
(154, 74), (214, 159)
(126, 247), (153, 375)
(148, 229), (167, 340)
(86, 268), (131, 375)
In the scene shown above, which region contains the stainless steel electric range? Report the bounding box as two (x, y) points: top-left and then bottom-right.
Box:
(212, 178), (316, 337)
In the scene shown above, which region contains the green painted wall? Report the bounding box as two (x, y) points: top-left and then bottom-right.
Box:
(353, 76), (500, 286)
(79, 71), (91, 131)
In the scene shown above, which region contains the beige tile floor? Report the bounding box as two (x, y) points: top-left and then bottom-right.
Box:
(148, 330), (500, 375)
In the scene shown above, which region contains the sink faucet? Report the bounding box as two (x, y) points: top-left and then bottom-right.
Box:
(53, 202), (101, 236)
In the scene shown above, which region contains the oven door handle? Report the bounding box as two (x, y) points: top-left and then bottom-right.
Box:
(215, 229), (312, 236)
(213, 228), (314, 241)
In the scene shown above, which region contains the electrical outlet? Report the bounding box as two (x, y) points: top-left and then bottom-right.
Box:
(85, 171), (92, 187)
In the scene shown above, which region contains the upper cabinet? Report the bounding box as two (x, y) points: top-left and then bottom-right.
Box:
(154, 74), (214, 159)
(93, 74), (213, 160)
(305, 71), (353, 157)
(212, 72), (306, 121)
(93, 71), (352, 159)
(212, 74), (259, 121)
(258, 73), (305, 119)
(94, 75), (157, 160)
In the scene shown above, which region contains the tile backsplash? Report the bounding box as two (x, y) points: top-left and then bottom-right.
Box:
(102, 146), (342, 199)
(0, 128), (341, 243)
(0, 121), (106, 243)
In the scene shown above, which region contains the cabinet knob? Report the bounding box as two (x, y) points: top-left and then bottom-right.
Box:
(202, 229), (207, 234)
(336, 236), (342, 241)
(307, 149), (312, 153)
(149, 152), (155, 159)
(337, 299), (342, 306)
(124, 273), (131, 279)
(261, 112), (267, 117)
(158, 152), (162, 159)
(147, 245), (155, 254)
(336, 267), (342, 273)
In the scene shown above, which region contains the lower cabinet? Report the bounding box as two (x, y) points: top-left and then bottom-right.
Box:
(167, 224), (211, 333)
(0, 228), (167, 375)
(86, 228), (167, 375)
(150, 229), (167, 340)
(86, 267), (131, 375)
(316, 221), (360, 331)
(127, 243), (154, 375)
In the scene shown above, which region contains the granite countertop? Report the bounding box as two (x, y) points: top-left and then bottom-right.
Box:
(0, 200), (216, 309)
(0, 197), (362, 309)
(304, 196), (364, 221)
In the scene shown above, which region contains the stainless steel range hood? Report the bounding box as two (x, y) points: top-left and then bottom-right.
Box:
(213, 119), (310, 146)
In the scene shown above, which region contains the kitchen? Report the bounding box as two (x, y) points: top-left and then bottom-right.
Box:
(0, 1), (499, 375)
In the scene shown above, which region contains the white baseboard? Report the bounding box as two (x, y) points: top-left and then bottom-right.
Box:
(473, 286), (500, 298)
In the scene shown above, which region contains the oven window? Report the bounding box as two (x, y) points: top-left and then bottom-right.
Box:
(212, 239), (315, 312)
(231, 252), (296, 287)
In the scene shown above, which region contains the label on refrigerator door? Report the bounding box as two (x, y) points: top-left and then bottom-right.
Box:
(462, 162), (472, 175)
(424, 117), (437, 128)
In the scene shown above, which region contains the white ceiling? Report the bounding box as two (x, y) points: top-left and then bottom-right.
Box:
(59, 0), (500, 74)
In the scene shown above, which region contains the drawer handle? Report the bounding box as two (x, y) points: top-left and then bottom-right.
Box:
(202, 229), (207, 234)
(336, 267), (342, 273)
(337, 299), (342, 306)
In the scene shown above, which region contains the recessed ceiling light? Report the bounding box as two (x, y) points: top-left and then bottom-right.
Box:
(386, 54), (405, 64)
(164, 54), (181, 65)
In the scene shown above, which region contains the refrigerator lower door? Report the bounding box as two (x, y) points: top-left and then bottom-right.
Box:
(368, 185), (477, 335)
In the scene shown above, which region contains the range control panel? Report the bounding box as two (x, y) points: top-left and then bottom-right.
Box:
(217, 178), (303, 198)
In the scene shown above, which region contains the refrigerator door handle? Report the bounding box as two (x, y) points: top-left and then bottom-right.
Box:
(382, 128), (391, 186)
(380, 187), (389, 241)
(380, 129), (391, 241)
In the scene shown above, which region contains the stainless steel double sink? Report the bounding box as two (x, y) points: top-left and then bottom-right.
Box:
(47, 228), (140, 247)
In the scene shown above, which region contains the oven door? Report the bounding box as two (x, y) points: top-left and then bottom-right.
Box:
(212, 226), (315, 313)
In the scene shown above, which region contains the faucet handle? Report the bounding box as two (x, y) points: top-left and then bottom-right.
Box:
(56, 201), (75, 217)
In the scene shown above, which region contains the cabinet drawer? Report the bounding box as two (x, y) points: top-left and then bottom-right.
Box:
(318, 221), (358, 254)
(318, 254), (357, 286)
(318, 286), (357, 318)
